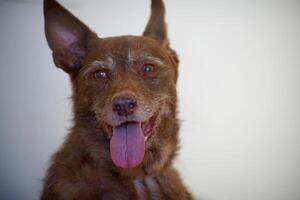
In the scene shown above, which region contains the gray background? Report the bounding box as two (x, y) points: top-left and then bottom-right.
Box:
(0, 0), (300, 199)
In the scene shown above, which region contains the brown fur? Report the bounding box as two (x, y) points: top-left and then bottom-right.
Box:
(41, 0), (193, 199)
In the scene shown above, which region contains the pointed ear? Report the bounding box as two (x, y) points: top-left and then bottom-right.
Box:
(44, 0), (97, 73)
(143, 0), (169, 47)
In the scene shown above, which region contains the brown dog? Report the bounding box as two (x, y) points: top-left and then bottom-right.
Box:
(41, 0), (193, 199)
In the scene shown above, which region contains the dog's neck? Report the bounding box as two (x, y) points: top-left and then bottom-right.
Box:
(134, 176), (165, 199)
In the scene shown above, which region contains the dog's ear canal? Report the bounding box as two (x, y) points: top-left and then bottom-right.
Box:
(143, 0), (169, 47)
(44, 0), (97, 73)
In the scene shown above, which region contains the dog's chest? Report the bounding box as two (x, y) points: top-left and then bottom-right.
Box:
(133, 176), (164, 200)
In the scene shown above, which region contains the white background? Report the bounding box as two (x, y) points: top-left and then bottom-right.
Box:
(0, 0), (300, 199)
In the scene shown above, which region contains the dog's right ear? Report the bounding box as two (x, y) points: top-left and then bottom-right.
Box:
(44, 0), (97, 73)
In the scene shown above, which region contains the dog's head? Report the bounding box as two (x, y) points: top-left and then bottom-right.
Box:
(44, 0), (179, 173)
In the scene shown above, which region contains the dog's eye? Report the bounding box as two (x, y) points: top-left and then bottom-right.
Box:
(143, 64), (155, 73)
(94, 70), (108, 79)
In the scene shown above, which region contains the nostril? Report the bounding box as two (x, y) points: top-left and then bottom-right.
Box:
(115, 104), (122, 111)
(128, 102), (136, 109)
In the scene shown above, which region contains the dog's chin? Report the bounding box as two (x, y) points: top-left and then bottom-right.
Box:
(101, 113), (159, 170)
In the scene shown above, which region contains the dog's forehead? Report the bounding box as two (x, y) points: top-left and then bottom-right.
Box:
(88, 36), (167, 62)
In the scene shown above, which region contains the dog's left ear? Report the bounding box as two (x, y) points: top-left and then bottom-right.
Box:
(44, 0), (97, 73)
(143, 0), (179, 68)
(143, 0), (169, 47)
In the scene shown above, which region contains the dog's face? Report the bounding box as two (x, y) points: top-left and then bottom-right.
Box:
(44, 0), (178, 171)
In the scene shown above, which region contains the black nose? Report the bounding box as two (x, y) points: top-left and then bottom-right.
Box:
(112, 95), (137, 116)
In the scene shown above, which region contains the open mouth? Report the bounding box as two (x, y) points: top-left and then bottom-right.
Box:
(104, 114), (158, 169)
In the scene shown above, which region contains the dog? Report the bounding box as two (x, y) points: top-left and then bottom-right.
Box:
(41, 0), (193, 199)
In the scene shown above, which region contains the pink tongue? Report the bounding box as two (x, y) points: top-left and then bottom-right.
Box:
(110, 122), (145, 168)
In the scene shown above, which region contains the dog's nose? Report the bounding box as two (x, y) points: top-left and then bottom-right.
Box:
(112, 95), (137, 116)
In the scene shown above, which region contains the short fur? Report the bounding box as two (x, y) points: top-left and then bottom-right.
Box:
(41, 0), (193, 199)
